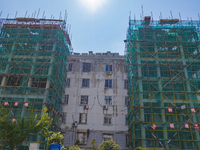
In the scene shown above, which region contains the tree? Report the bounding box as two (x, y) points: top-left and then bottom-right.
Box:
(89, 139), (99, 150)
(0, 105), (52, 150)
(69, 145), (85, 150)
(99, 141), (121, 150)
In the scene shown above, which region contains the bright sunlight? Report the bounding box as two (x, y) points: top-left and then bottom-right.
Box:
(80, 0), (106, 12)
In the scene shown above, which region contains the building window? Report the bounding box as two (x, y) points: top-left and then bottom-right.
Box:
(62, 113), (67, 124)
(66, 79), (70, 87)
(77, 132), (87, 145)
(105, 96), (112, 105)
(103, 134), (113, 141)
(125, 96), (129, 106)
(31, 77), (47, 88)
(104, 114), (112, 125)
(82, 63), (91, 72)
(80, 95), (88, 105)
(64, 95), (69, 105)
(124, 80), (128, 89)
(79, 113), (87, 124)
(124, 64), (128, 72)
(6, 75), (23, 87)
(105, 64), (112, 72)
(82, 79), (90, 87)
(68, 63), (72, 71)
(125, 115), (128, 125)
(126, 134), (129, 147)
(105, 79), (112, 88)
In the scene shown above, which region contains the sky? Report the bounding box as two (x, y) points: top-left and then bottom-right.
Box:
(1, 0), (200, 55)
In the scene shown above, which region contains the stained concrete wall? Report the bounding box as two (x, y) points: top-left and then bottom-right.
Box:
(61, 52), (128, 149)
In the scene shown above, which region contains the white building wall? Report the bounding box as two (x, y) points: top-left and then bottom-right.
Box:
(61, 52), (128, 149)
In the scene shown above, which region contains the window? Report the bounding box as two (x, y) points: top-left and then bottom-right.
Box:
(64, 95), (69, 105)
(68, 63), (72, 71)
(103, 134), (113, 141)
(77, 132), (87, 144)
(124, 80), (128, 89)
(105, 64), (112, 72)
(105, 79), (112, 88)
(31, 77), (47, 88)
(104, 114), (112, 125)
(6, 75), (23, 87)
(82, 63), (91, 72)
(82, 79), (89, 87)
(80, 96), (88, 105)
(125, 96), (129, 106)
(62, 113), (67, 124)
(79, 113), (87, 124)
(66, 79), (70, 87)
(104, 96), (112, 105)
(126, 135), (129, 147)
(125, 115), (128, 125)
(124, 65), (128, 72)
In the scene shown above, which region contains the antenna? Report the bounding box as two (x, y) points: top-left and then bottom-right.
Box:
(0, 11), (2, 18)
(170, 11), (173, 19)
(59, 11), (62, 20)
(34, 11), (36, 18)
(198, 13), (200, 21)
(179, 12), (182, 20)
(134, 14), (136, 21)
(37, 8), (40, 19)
(160, 12), (162, 19)
(151, 11), (153, 22)
(24, 11), (28, 18)
(15, 11), (18, 18)
(42, 11), (45, 19)
(141, 5), (144, 19)
(6, 14), (9, 19)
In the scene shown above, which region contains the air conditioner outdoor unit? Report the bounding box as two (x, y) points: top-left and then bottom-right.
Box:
(103, 105), (108, 110)
(83, 105), (89, 109)
(72, 121), (78, 127)
(106, 71), (112, 75)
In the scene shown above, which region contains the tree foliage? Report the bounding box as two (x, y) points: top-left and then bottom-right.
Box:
(47, 132), (64, 146)
(89, 139), (99, 150)
(0, 105), (52, 150)
(99, 140), (121, 150)
(69, 145), (85, 150)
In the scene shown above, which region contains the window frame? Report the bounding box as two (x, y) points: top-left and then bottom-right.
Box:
(103, 134), (113, 141)
(68, 63), (72, 71)
(124, 80), (128, 89)
(82, 63), (91, 72)
(79, 113), (87, 124)
(105, 79), (112, 88)
(104, 96), (112, 105)
(125, 115), (128, 125)
(80, 95), (89, 105)
(64, 95), (69, 105)
(104, 114), (112, 125)
(105, 64), (112, 72)
(66, 78), (70, 87)
(77, 132), (87, 145)
(62, 112), (67, 124)
(82, 79), (90, 87)
(125, 96), (129, 106)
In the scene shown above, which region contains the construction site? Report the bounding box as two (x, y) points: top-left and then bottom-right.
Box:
(0, 17), (71, 150)
(126, 16), (200, 149)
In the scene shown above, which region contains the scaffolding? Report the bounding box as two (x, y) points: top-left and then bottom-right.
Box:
(0, 18), (71, 150)
(126, 16), (200, 150)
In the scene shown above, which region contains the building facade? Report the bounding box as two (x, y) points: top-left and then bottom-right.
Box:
(0, 18), (71, 150)
(126, 17), (200, 149)
(61, 51), (129, 149)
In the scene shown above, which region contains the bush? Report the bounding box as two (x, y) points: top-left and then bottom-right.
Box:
(99, 141), (121, 150)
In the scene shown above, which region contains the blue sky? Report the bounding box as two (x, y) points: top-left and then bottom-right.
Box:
(1, 0), (200, 55)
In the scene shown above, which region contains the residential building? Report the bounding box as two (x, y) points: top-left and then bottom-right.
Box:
(61, 51), (128, 149)
(126, 16), (200, 149)
(0, 18), (71, 150)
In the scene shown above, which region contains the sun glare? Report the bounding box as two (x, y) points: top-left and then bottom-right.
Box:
(81, 0), (105, 12)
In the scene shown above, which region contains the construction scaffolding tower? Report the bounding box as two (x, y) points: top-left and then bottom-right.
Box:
(126, 16), (200, 150)
(0, 18), (71, 150)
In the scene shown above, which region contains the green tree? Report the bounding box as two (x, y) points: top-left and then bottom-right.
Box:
(99, 141), (121, 150)
(89, 139), (100, 150)
(47, 132), (64, 146)
(69, 145), (85, 150)
(0, 106), (52, 150)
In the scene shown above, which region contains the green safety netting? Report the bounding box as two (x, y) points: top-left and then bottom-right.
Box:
(126, 19), (200, 150)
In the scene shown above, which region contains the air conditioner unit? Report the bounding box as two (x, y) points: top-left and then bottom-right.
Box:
(103, 105), (108, 110)
(83, 105), (89, 109)
(72, 121), (78, 127)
